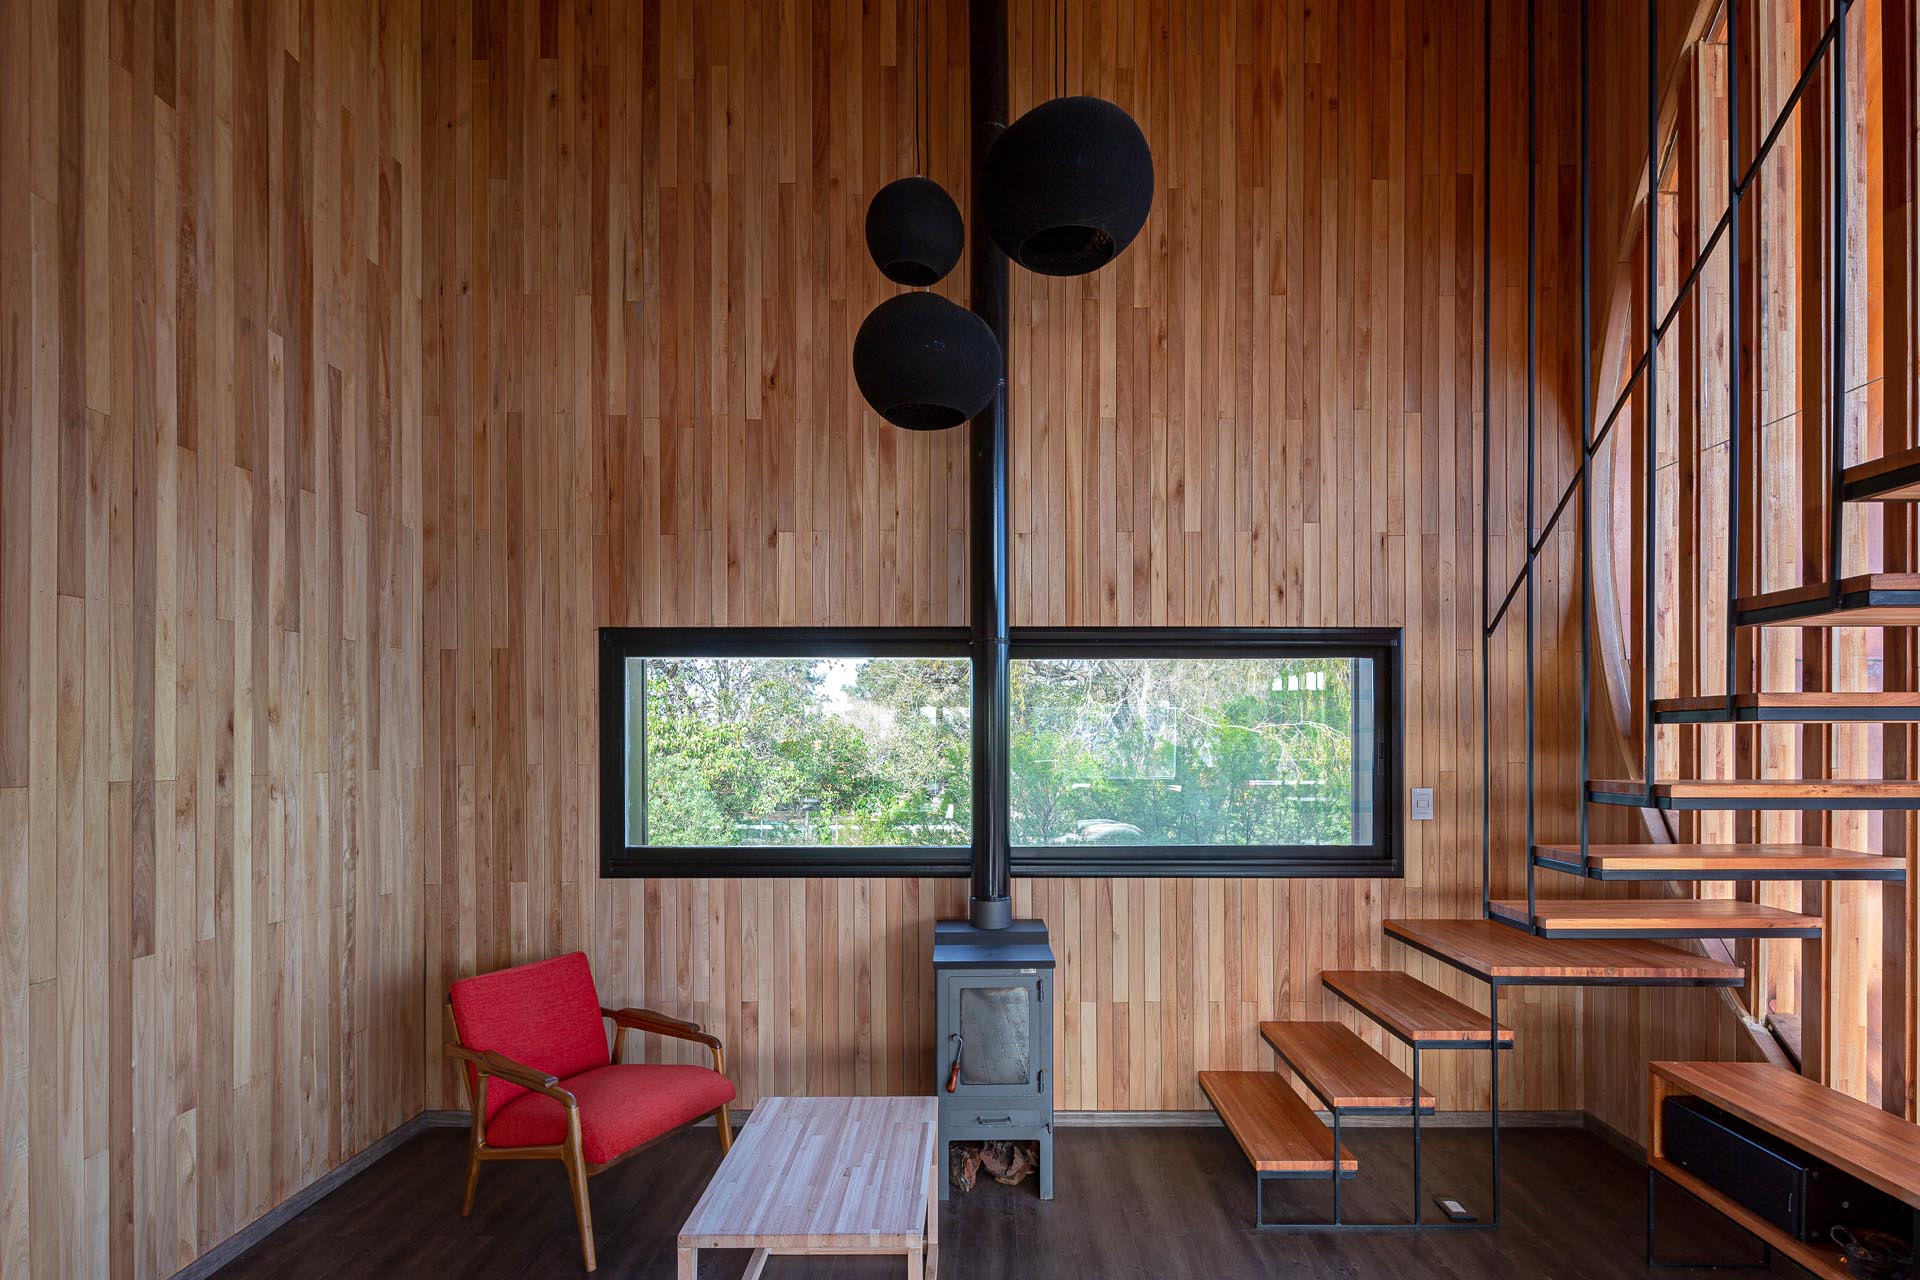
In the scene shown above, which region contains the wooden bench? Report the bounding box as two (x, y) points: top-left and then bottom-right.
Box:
(1199, 1070), (1354, 1228)
(1649, 1061), (1920, 1277)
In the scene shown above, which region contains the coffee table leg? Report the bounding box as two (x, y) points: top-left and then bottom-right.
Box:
(677, 1244), (696, 1280)
(926, 1158), (939, 1280)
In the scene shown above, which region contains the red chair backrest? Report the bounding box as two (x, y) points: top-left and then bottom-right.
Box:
(449, 951), (611, 1121)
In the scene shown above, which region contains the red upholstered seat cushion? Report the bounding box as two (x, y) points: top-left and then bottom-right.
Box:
(449, 952), (611, 1121)
(486, 1064), (737, 1165)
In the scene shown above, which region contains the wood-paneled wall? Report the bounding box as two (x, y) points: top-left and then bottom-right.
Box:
(417, 0), (1745, 1133)
(0, 0), (1811, 1273)
(0, 1), (425, 1276)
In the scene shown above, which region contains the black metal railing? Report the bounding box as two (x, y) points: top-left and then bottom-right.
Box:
(1481, 0), (1856, 916)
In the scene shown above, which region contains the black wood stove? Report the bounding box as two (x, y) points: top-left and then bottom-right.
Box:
(933, 918), (1054, 1200)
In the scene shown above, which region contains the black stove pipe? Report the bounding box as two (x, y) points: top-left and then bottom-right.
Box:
(967, 0), (1012, 931)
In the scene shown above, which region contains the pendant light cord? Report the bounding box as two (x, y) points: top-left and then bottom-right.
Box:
(918, 0), (929, 176)
(1057, 0), (1066, 98)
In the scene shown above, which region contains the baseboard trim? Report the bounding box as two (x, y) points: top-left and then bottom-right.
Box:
(170, 1111), (445, 1280)
(1580, 1110), (1646, 1160)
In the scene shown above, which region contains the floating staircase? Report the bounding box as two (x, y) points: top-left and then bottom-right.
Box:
(1200, 919), (1746, 1228)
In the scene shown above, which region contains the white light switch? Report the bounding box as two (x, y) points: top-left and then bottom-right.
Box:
(1410, 787), (1435, 820)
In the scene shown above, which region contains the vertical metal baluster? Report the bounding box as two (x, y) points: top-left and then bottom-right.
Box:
(1725, 0), (1743, 713)
(1412, 1047), (1423, 1224)
(1578, 0), (1594, 871)
(1524, 0), (1539, 931)
(1644, 0), (1661, 805)
(1481, 0), (1494, 920)
(1489, 983), (1502, 1226)
(1827, 0), (1848, 605)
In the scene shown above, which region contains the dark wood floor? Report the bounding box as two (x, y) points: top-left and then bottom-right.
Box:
(212, 1120), (1794, 1279)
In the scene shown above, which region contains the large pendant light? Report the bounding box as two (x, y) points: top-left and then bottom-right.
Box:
(981, 94), (1153, 277)
(866, 177), (965, 287)
(852, 292), (1002, 431)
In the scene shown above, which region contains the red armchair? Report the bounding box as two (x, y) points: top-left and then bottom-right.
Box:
(445, 951), (735, 1272)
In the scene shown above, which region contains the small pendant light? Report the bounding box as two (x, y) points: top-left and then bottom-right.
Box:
(852, 292), (1003, 431)
(865, 176), (965, 286)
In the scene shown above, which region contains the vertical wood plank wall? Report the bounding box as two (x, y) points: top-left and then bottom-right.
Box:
(14, 0), (1890, 1274)
(0, 1), (426, 1277)
(418, 0), (1742, 1140)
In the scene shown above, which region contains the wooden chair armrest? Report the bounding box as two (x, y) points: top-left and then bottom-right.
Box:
(444, 1042), (579, 1108)
(602, 1008), (726, 1071)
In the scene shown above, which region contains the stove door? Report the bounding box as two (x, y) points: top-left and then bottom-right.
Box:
(942, 972), (1050, 1101)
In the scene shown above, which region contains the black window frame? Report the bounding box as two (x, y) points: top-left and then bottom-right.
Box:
(599, 625), (1403, 879)
(599, 626), (977, 878)
(1006, 628), (1403, 879)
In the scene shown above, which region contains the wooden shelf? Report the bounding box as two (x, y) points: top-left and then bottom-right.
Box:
(1653, 1061), (1920, 1209)
(1197, 1071), (1356, 1174)
(1320, 970), (1514, 1049)
(1489, 897), (1821, 939)
(1735, 573), (1920, 627)
(1588, 777), (1920, 811)
(1533, 843), (1906, 882)
(1843, 445), (1920, 502)
(1649, 1060), (1920, 1280)
(1649, 1156), (1854, 1279)
(1259, 1021), (1436, 1112)
(1650, 691), (1920, 724)
(1382, 918), (1744, 986)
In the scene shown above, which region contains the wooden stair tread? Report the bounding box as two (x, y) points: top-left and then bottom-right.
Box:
(1588, 778), (1920, 810)
(1535, 843), (1905, 881)
(1320, 970), (1512, 1047)
(1842, 445), (1920, 502)
(1735, 573), (1920, 627)
(1197, 1071), (1357, 1173)
(1651, 692), (1920, 723)
(1382, 918), (1744, 985)
(1489, 898), (1821, 938)
(1590, 778), (1920, 797)
(1259, 1021), (1436, 1111)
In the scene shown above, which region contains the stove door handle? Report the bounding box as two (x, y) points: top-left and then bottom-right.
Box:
(976, 1115), (1014, 1126)
(946, 1034), (962, 1093)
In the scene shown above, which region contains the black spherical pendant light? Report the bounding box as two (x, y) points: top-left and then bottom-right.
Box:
(982, 95), (1154, 277)
(865, 177), (965, 286)
(852, 292), (1002, 431)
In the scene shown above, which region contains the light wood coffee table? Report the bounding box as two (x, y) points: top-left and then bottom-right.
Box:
(678, 1095), (939, 1279)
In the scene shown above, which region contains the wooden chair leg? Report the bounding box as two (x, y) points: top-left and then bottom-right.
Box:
(564, 1116), (597, 1272)
(461, 1148), (482, 1216)
(461, 1077), (488, 1216)
(714, 1104), (734, 1154)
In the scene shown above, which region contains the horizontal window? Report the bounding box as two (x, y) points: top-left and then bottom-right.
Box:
(600, 626), (1401, 878)
(599, 629), (974, 877)
(1008, 630), (1400, 877)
